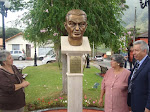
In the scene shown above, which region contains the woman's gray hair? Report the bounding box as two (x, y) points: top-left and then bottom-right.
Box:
(0, 50), (10, 66)
(111, 54), (125, 67)
(133, 40), (149, 54)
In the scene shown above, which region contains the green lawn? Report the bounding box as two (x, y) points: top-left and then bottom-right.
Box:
(22, 62), (103, 111)
(23, 63), (63, 103)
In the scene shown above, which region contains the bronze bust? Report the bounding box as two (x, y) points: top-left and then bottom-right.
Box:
(64, 9), (87, 46)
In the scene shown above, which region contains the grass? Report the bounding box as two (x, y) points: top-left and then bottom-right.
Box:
(23, 63), (63, 103)
(83, 66), (103, 99)
(22, 62), (103, 111)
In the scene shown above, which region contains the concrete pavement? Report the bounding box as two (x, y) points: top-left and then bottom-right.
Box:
(90, 59), (130, 70)
(13, 60), (43, 69)
(13, 59), (131, 70)
(90, 59), (111, 69)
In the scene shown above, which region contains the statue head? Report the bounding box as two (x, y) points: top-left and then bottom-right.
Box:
(64, 9), (87, 46)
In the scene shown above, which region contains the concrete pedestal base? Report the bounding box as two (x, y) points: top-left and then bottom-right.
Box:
(61, 36), (91, 112)
(67, 73), (83, 112)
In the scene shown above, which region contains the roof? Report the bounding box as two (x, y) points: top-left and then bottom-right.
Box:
(5, 32), (23, 42)
(137, 32), (148, 38)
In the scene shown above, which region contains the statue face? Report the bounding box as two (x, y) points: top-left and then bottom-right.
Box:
(65, 14), (87, 41)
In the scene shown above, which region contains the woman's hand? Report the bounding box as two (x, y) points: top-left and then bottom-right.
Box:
(99, 98), (103, 107)
(22, 80), (30, 88)
(15, 80), (30, 91)
(128, 106), (132, 112)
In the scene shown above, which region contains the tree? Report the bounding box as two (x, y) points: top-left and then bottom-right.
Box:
(23, 0), (128, 94)
(0, 28), (21, 39)
(0, 1), (27, 39)
(23, 0), (128, 52)
(9, 0), (28, 11)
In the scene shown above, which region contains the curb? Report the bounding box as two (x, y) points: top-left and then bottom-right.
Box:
(30, 107), (104, 112)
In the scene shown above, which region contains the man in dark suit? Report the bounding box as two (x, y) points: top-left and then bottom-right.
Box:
(128, 40), (150, 112)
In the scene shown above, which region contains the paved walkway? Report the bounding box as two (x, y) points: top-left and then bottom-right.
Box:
(44, 109), (104, 112)
(91, 59), (130, 70)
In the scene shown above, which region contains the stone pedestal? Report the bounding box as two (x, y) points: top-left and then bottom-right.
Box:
(61, 36), (91, 112)
(67, 73), (83, 112)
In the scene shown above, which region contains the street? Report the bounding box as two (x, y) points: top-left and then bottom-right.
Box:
(90, 59), (130, 70)
(13, 60), (43, 69)
(13, 59), (111, 69)
(13, 59), (130, 70)
(91, 59), (111, 69)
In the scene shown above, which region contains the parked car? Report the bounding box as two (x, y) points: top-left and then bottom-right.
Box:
(10, 50), (26, 60)
(42, 54), (56, 64)
(38, 55), (46, 60)
(38, 49), (55, 60)
(94, 55), (103, 61)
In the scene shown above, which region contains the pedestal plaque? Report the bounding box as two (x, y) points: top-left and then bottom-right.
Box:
(70, 56), (81, 73)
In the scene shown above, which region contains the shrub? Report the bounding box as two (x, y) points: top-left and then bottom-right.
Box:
(26, 97), (67, 111)
(25, 95), (102, 111)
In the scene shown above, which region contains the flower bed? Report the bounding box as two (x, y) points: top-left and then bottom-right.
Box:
(25, 95), (103, 112)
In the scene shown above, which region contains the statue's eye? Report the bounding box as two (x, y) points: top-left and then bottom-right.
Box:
(68, 22), (75, 26)
(79, 22), (86, 27)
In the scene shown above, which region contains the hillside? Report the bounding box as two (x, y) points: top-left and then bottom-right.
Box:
(122, 0), (148, 32)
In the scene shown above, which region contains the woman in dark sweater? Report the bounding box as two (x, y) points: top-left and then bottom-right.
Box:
(0, 50), (30, 112)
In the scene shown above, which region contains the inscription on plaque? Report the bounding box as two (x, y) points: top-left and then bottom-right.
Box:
(70, 56), (81, 73)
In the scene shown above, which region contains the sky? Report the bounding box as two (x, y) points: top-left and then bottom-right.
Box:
(0, 10), (26, 30)
(0, 0), (30, 30)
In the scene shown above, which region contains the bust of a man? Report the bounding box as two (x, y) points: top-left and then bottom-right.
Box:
(64, 9), (87, 46)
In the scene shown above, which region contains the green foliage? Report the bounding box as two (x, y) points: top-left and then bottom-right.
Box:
(26, 97), (67, 111)
(122, 28), (141, 49)
(0, 28), (21, 38)
(23, 62), (103, 111)
(5, 28), (21, 38)
(23, 0), (128, 52)
(9, 0), (27, 11)
(122, 0), (148, 32)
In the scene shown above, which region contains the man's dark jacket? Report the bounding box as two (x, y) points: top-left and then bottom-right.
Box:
(128, 56), (150, 112)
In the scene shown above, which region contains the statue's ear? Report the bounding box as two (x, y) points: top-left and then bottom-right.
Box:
(64, 22), (67, 30)
(85, 23), (88, 30)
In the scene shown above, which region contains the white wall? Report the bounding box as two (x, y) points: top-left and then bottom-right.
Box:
(6, 35), (35, 58)
(6, 34), (54, 58)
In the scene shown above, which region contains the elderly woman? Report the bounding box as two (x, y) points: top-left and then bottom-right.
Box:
(99, 54), (131, 112)
(0, 50), (30, 112)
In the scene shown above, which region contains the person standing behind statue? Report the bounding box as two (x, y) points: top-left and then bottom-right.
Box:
(128, 46), (136, 70)
(127, 40), (150, 112)
(120, 50), (128, 68)
(0, 50), (30, 112)
(99, 54), (131, 112)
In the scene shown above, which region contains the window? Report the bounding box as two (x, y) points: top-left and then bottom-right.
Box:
(14, 51), (18, 54)
(12, 44), (20, 50)
(95, 55), (102, 58)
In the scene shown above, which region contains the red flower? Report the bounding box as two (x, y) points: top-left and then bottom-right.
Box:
(48, 102), (50, 105)
(84, 95), (87, 99)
